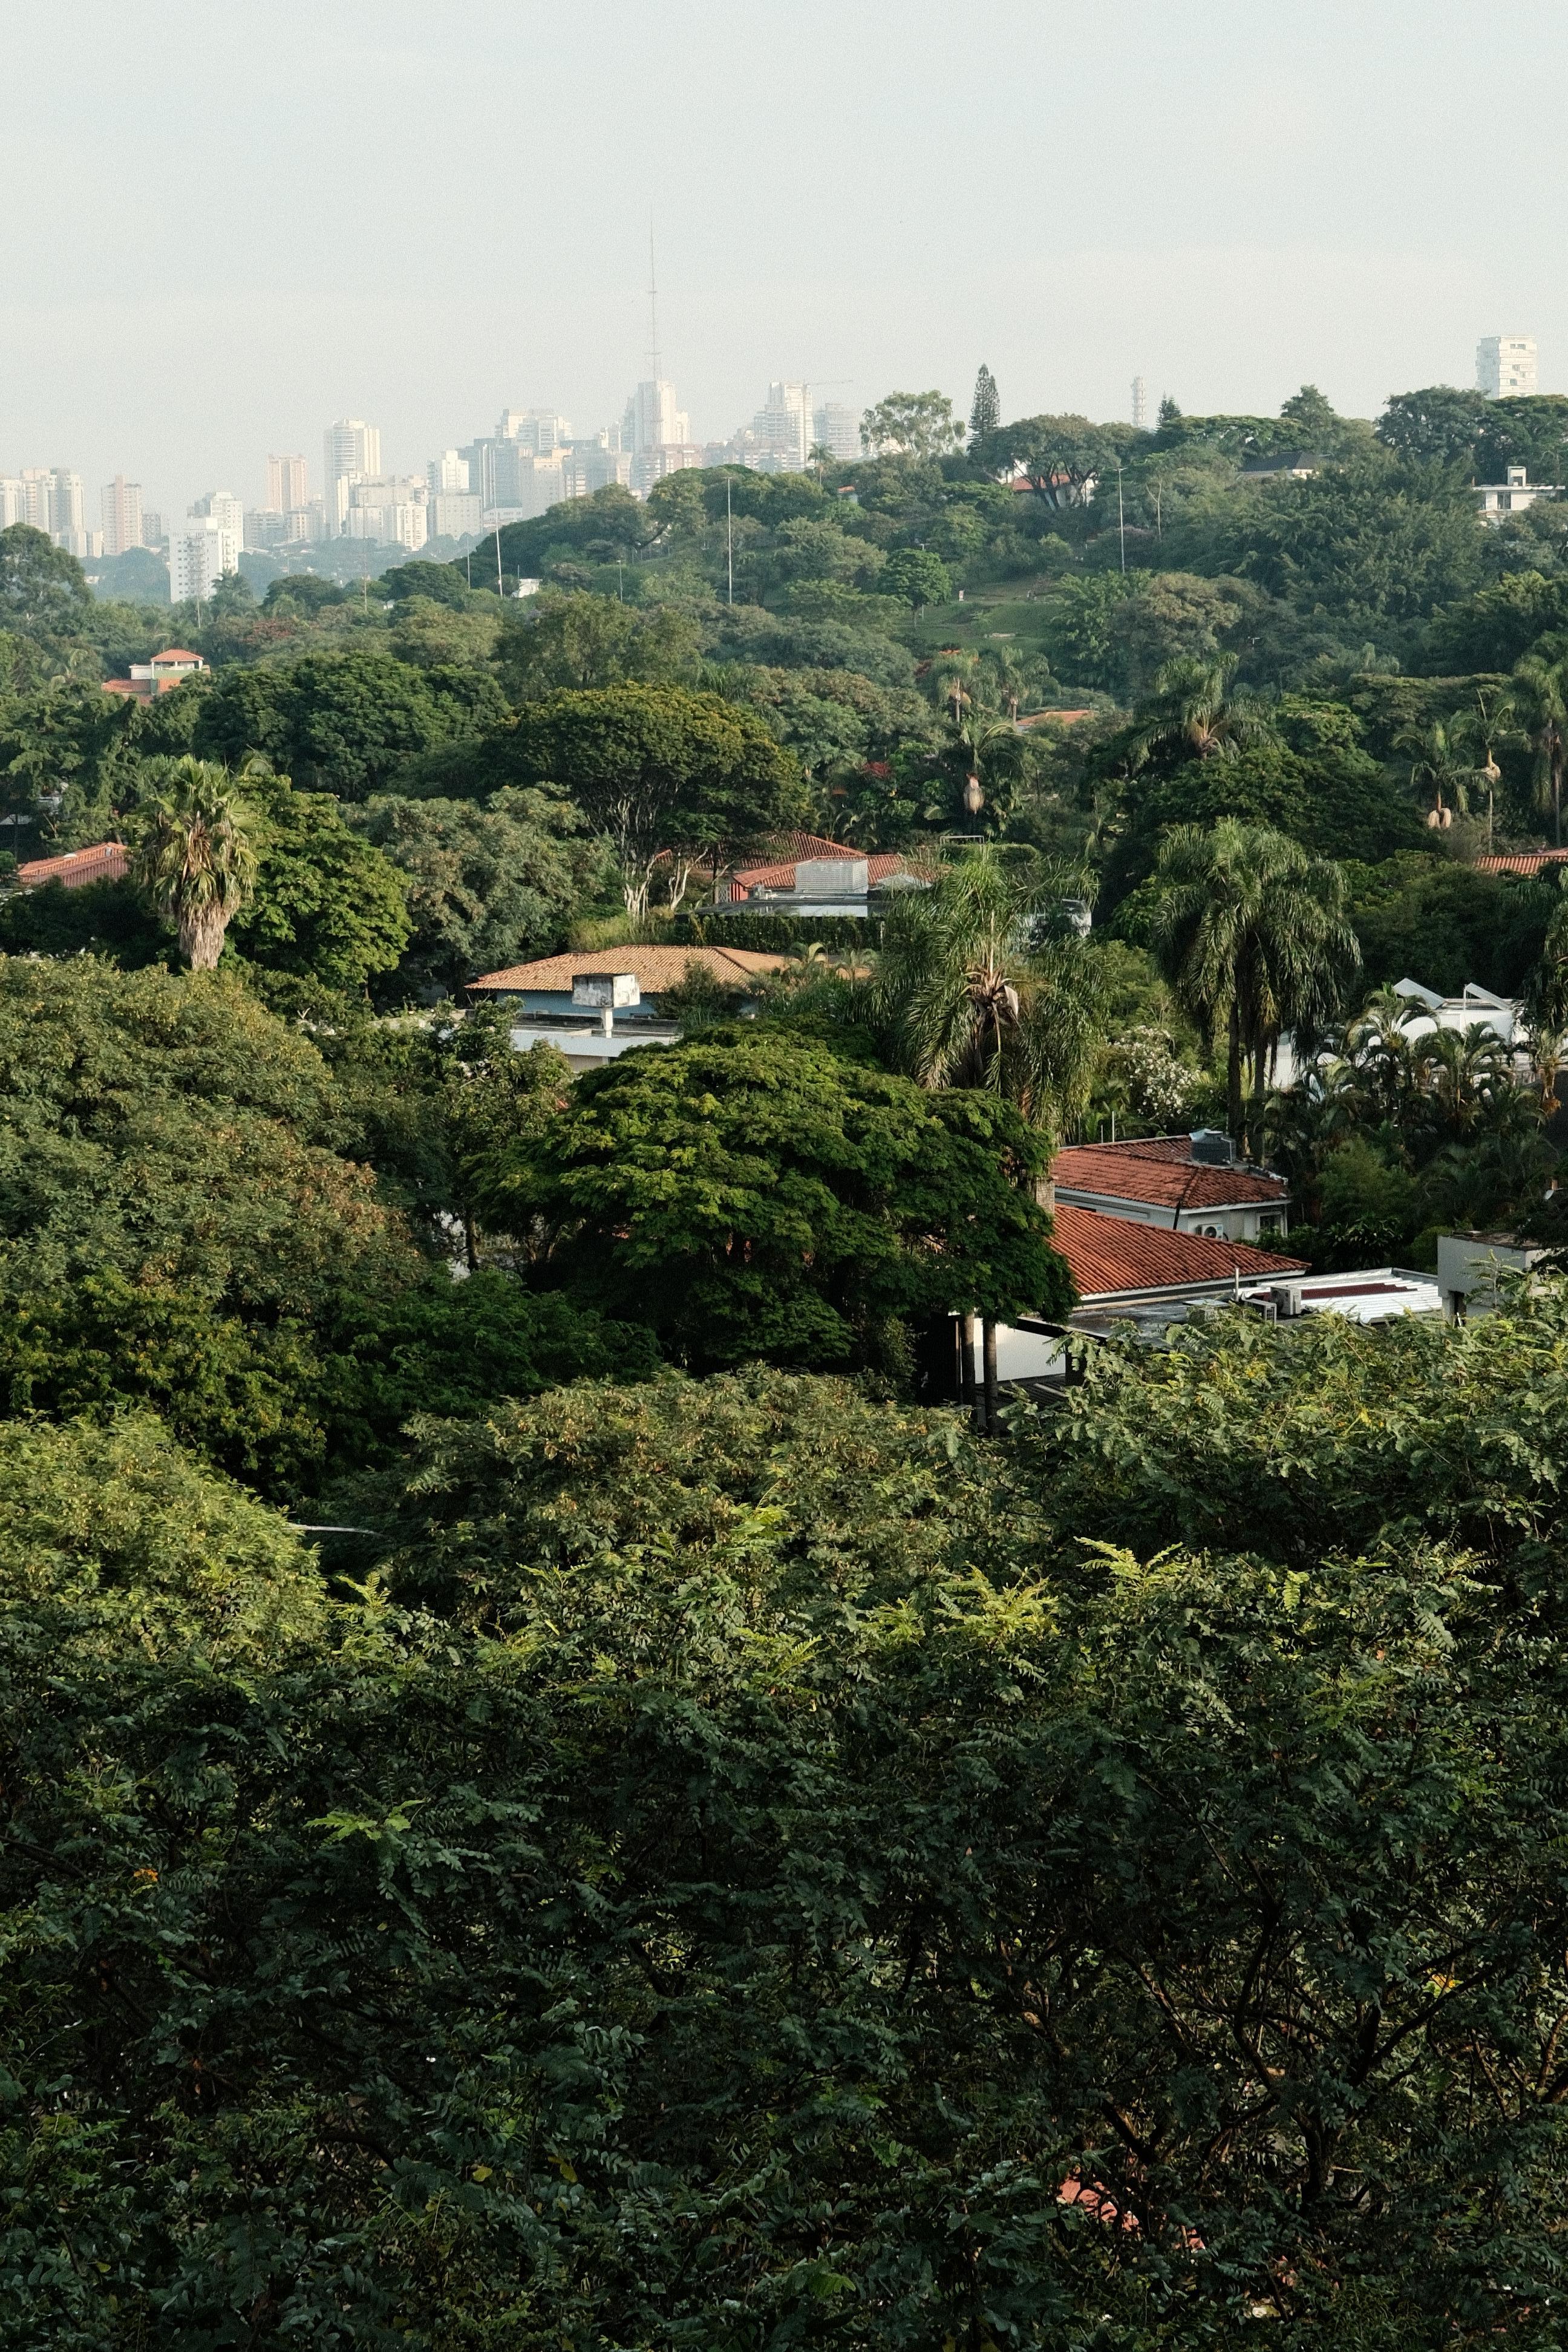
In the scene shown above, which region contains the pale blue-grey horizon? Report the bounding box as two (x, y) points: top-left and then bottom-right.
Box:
(1, 0), (1559, 521)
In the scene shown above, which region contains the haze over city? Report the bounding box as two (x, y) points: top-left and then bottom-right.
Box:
(5, 0), (1568, 520)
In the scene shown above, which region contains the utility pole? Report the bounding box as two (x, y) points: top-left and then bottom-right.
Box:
(726, 474), (733, 605)
(1117, 462), (1126, 574)
(495, 526), (504, 595)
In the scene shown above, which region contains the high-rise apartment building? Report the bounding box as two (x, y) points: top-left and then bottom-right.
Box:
(1477, 336), (1538, 400)
(0, 479), (24, 528)
(428, 449), (471, 494)
(48, 470), (87, 553)
(267, 453), (309, 511)
(101, 476), (143, 557)
(324, 419), (382, 529)
(1132, 375), (1149, 429)
(169, 515), (240, 603)
(751, 382), (812, 471)
(190, 489), (245, 539)
(342, 475), (429, 551)
(623, 379), (694, 494)
(811, 402), (860, 462)
(497, 408), (572, 455)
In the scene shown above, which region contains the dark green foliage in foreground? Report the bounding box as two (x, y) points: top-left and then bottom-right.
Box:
(1347, 851), (1557, 994)
(0, 960), (649, 1496)
(8, 1309), (1568, 2344)
(0, 874), (169, 965)
(477, 1027), (1073, 1367)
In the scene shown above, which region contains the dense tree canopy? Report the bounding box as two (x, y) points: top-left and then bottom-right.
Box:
(475, 1027), (1073, 1368)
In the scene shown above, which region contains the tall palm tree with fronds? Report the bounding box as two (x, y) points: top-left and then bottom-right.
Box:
(1396, 717), (1480, 830)
(1151, 820), (1361, 1151)
(129, 755), (259, 970)
(873, 852), (1105, 1429)
(1509, 650), (1568, 848)
(1129, 654), (1279, 767)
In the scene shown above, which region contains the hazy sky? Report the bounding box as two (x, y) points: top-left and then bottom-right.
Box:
(3, 0), (1564, 520)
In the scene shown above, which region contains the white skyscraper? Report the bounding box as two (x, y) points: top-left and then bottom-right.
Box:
(1477, 336), (1538, 400)
(1132, 375), (1149, 429)
(324, 418), (382, 529)
(169, 515), (240, 603)
(267, 453), (309, 511)
(812, 402), (860, 462)
(752, 382), (812, 470)
(191, 489), (244, 538)
(102, 475), (143, 557)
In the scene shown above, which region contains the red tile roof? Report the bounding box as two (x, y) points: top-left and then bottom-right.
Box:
(730, 850), (910, 897)
(468, 944), (789, 994)
(16, 841), (129, 890)
(151, 648), (204, 665)
(1053, 1138), (1289, 1211)
(1474, 850), (1568, 875)
(1053, 1204), (1305, 1299)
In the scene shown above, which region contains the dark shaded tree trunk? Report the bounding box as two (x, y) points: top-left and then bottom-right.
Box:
(982, 1319), (999, 1431)
(1227, 1000), (1244, 1145)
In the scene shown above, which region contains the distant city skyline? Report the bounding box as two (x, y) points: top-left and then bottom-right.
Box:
(6, 0), (1568, 526)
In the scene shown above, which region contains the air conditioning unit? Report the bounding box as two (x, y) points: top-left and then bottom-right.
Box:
(1270, 1281), (1303, 1319)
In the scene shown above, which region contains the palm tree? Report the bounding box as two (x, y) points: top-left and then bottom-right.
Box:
(1451, 687), (1516, 850)
(129, 756), (259, 970)
(927, 647), (981, 725)
(1151, 820), (1361, 1152)
(1129, 655), (1278, 767)
(929, 710), (1028, 828)
(1397, 718), (1479, 831)
(1509, 651), (1568, 848)
(873, 852), (1105, 1430)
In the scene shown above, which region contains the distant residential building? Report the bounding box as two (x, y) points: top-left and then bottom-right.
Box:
(100, 475), (143, 556)
(427, 492), (484, 540)
(496, 408), (571, 454)
(1131, 374), (1148, 429)
(1474, 462), (1560, 517)
(428, 449), (470, 494)
(102, 647), (209, 704)
(48, 469), (93, 555)
(168, 515), (240, 602)
(811, 402), (860, 461)
(625, 379), (692, 494)
(141, 509), (165, 548)
(752, 381), (812, 470)
(563, 443), (632, 498)
(16, 841), (129, 889)
(324, 419), (382, 529)
(190, 489), (244, 538)
(1240, 451), (1324, 480)
(0, 479), (25, 527)
(267, 453), (309, 511)
(343, 474), (429, 550)
(1477, 335), (1537, 399)
(1051, 1134), (1291, 1245)
(16, 469), (51, 532)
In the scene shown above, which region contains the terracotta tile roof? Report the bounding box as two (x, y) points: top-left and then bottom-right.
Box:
(468, 944), (789, 994)
(1053, 1138), (1290, 1211)
(730, 850), (910, 897)
(1053, 1204), (1306, 1299)
(16, 841), (129, 890)
(1474, 850), (1568, 875)
(151, 647), (204, 664)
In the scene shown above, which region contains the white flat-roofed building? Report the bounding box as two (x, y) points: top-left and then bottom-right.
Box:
(168, 516), (240, 601)
(1477, 335), (1537, 399)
